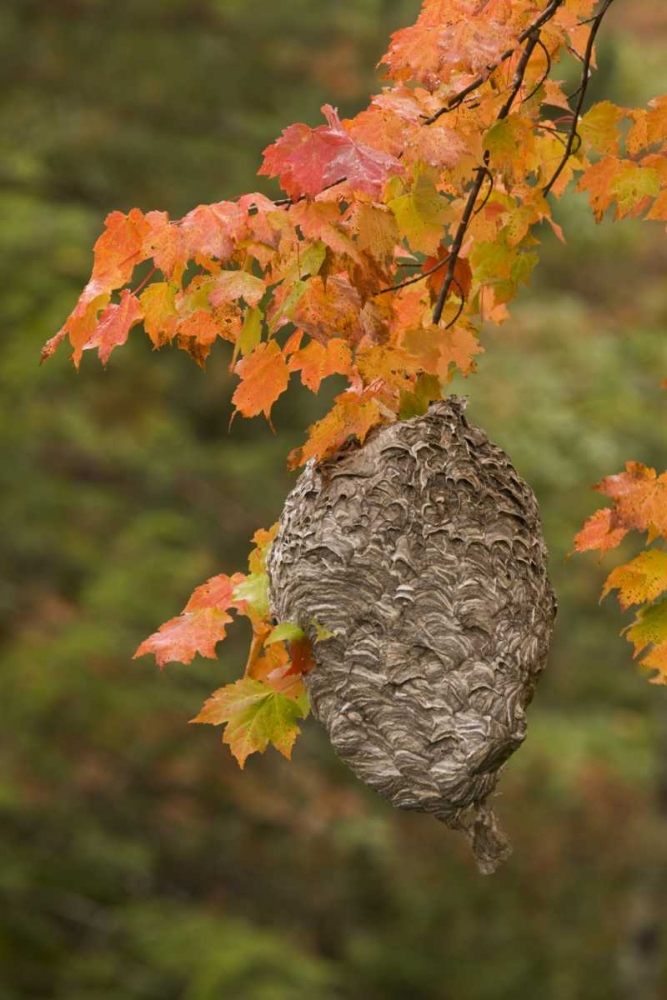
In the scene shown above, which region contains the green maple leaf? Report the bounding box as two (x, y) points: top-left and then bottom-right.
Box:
(191, 678), (309, 768)
(625, 597), (667, 655)
(232, 572), (270, 619)
(265, 621), (307, 646)
(388, 169), (448, 255)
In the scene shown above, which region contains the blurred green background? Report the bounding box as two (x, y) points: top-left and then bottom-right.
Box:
(2, 2), (667, 997)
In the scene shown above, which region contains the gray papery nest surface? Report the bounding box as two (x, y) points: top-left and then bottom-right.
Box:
(268, 398), (556, 873)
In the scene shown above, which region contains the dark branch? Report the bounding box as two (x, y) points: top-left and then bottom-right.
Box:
(444, 276), (466, 328)
(522, 37), (552, 105)
(497, 29), (540, 120)
(433, 23), (543, 327)
(473, 169), (494, 216)
(542, 0), (616, 196)
(432, 155), (489, 326)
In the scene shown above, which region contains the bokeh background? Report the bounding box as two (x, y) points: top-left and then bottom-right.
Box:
(3, 2), (667, 997)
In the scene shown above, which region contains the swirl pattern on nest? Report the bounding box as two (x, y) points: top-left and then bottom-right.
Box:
(268, 398), (556, 873)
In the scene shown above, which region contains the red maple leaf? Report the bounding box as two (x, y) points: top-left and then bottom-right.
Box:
(259, 104), (402, 200)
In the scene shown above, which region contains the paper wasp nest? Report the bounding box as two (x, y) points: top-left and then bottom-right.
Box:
(268, 399), (556, 873)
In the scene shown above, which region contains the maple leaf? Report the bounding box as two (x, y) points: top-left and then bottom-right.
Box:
(209, 270), (266, 309)
(84, 290), (144, 365)
(602, 550), (667, 611)
(287, 338), (352, 393)
(388, 170), (449, 256)
(231, 307), (263, 368)
(249, 639), (310, 700)
(42, 208), (155, 367)
(191, 678), (309, 768)
(248, 523), (279, 574)
(291, 275), (364, 345)
(401, 322), (483, 379)
(42, 281), (111, 366)
(399, 372), (443, 419)
(224, 524), (279, 625)
(626, 96), (667, 155)
(232, 340), (290, 420)
(577, 158), (660, 222)
(185, 572), (246, 612)
(422, 249), (473, 303)
(259, 104), (402, 200)
(177, 309), (220, 347)
(232, 573), (270, 622)
(140, 282), (178, 348)
(288, 389), (385, 469)
(91, 208), (153, 288)
(180, 201), (246, 261)
(265, 622), (307, 646)
(249, 632), (314, 700)
(595, 462), (667, 539)
(640, 642), (667, 685)
(350, 202), (400, 266)
(578, 101), (625, 156)
(573, 506), (628, 555)
(625, 598), (667, 660)
(383, 0), (516, 91)
(134, 607), (233, 668)
(356, 345), (422, 393)
(288, 201), (359, 262)
(134, 571), (246, 668)
(351, 91), (470, 170)
(350, 94), (417, 159)
(142, 210), (183, 281)
(485, 116), (537, 179)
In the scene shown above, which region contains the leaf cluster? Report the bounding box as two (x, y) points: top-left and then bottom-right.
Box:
(44, 0), (667, 760)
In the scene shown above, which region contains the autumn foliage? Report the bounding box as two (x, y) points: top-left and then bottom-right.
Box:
(44, 0), (667, 764)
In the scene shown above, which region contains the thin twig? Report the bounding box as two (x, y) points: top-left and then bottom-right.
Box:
(433, 23), (541, 327)
(473, 169), (494, 215)
(444, 275), (466, 327)
(522, 37), (552, 105)
(132, 266), (157, 297)
(374, 254), (451, 296)
(422, 0), (565, 125)
(497, 29), (540, 119)
(538, 123), (569, 148)
(542, 0), (616, 196)
(433, 155), (489, 325)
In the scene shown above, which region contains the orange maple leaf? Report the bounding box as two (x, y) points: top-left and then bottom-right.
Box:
(140, 282), (178, 348)
(232, 340), (290, 421)
(602, 550), (667, 610)
(84, 290), (144, 366)
(288, 338), (353, 393)
(134, 607), (234, 668)
(573, 507), (628, 555)
(91, 208), (153, 288)
(595, 462), (667, 539)
(288, 388), (385, 468)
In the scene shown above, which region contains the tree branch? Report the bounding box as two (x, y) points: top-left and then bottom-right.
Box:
(433, 26), (541, 326)
(542, 0), (616, 196)
(432, 157), (489, 325)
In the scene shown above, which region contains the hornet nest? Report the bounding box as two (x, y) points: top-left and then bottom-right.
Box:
(268, 398), (556, 873)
